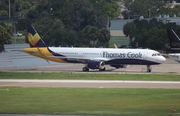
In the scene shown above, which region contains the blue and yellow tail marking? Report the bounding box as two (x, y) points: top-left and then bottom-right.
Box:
(26, 24), (47, 47)
(25, 24), (80, 63)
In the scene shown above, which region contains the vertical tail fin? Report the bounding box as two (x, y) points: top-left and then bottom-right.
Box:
(114, 44), (118, 49)
(167, 29), (180, 49)
(26, 24), (47, 47)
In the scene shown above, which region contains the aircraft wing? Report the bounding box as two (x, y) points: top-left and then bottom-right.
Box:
(22, 48), (110, 63)
(168, 54), (180, 63)
(46, 55), (110, 63)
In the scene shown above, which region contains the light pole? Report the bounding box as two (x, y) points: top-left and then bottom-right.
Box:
(14, 22), (16, 44)
(8, 0), (11, 22)
(8, 0), (10, 22)
(148, 9), (151, 19)
(127, 10), (131, 20)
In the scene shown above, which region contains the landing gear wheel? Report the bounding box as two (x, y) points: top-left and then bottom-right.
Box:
(147, 69), (151, 72)
(147, 65), (151, 72)
(82, 67), (89, 72)
(99, 67), (106, 71)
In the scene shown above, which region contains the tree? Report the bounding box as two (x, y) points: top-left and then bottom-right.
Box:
(135, 27), (168, 49)
(123, 22), (136, 46)
(122, 18), (173, 50)
(19, 0), (116, 47)
(123, 18), (174, 50)
(0, 10), (8, 16)
(29, 17), (66, 47)
(0, 22), (12, 49)
(145, 27), (168, 50)
(123, 0), (167, 19)
(89, 0), (121, 18)
(83, 25), (99, 47)
(60, 0), (107, 31)
(148, 18), (165, 29)
(98, 28), (110, 47)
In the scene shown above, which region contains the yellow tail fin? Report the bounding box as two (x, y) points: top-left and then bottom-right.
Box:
(26, 24), (47, 47)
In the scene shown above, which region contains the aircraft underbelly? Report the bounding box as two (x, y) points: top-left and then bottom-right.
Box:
(105, 59), (159, 65)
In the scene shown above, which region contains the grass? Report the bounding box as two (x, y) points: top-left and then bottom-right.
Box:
(11, 36), (25, 44)
(0, 87), (180, 115)
(0, 72), (180, 81)
(109, 36), (129, 48)
(0, 72), (180, 115)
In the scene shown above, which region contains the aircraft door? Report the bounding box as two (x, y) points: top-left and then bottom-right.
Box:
(79, 51), (83, 57)
(143, 52), (148, 60)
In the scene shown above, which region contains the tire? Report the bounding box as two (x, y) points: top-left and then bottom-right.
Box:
(82, 67), (89, 72)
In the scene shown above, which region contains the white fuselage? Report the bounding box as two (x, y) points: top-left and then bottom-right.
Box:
(46, 47), (166, 65)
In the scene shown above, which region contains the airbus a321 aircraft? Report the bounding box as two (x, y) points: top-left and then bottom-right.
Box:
(167, 29), (180, 62)
(23, 24), (166, 72)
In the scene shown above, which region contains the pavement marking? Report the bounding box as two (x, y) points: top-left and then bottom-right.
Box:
(1, 79), (180, 84)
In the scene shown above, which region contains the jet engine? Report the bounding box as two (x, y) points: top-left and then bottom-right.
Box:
(87, 61), (105, 70)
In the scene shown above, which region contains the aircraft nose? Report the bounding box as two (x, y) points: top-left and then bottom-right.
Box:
(160, 56), (166, 63)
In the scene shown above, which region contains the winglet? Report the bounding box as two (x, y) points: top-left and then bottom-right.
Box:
(114, 44), (118, 49)
(26, 24), (47, 47)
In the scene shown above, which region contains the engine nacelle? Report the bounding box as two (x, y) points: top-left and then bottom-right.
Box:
(110, 64), (127, 69)
(87, 61), (105, 69)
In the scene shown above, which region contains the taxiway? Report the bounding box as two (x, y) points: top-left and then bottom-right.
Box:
(0, 79), (180, 89)
(0, 58), (179, 74)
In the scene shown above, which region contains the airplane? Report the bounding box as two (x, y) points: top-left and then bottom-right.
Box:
(23, 24), (166, 72)
(167, 29), (180, 62)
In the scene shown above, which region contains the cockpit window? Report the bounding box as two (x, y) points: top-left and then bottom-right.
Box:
(152, 53), (161, 56)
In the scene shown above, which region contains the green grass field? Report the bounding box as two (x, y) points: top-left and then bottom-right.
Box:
(0, 72), (180, 115)
(0, 87), (180, 115)
(11, 36), (25, 44)
(109, 36), (129, 48)
(0, 72), (180, 81)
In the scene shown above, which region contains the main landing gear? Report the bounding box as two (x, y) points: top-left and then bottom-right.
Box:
(82, 67), (89, 72)
(82, 67), (106, 72)
(147, 65), (152, 72)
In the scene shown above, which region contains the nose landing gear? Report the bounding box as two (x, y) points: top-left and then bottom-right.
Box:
(147, 65), (152, 72)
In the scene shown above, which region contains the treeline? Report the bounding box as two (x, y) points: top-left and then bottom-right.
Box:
(1, 0), (180, 50)
(16, 0), (120, 47)
(123, 0), (180, 19)
(123, 18), (180, 50)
